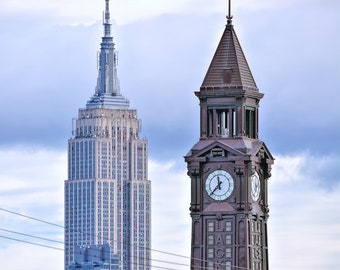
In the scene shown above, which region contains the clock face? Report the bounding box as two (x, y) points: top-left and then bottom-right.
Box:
(205, 169), (234, 201)
(251, 171), (261, 201)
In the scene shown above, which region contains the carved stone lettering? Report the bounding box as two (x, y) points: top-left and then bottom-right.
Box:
(216, 248), (225, 258)
(216, 234), (223, 245)
(215, 260), (225, 269)
(216, 220), (224, 232)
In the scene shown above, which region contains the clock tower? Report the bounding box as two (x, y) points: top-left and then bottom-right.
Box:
(184, 6), (274, 270)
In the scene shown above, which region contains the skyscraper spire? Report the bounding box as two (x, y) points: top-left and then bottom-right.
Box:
(86, 0), (129, 109)
(104, 0), (111, 37)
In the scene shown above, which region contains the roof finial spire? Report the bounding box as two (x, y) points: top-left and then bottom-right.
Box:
(103, 0), (111, 37)
(227, 0), (233, 24)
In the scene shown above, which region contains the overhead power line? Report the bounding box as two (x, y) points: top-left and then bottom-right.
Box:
(0, 207), (63, 228)
(0, 234), (184, 270)
(0, 207), (250, 270)
(0, 235), (63, 251)
(0, 207), (191, 259)
(0, 228), (63, 244)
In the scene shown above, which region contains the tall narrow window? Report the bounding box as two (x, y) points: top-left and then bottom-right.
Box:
(207, 248), (214, 258)
(208, 221), (215, 232)
(245, 108), (256, 138)
(226, 221), (232, 232)
(232, 109), (236, 136)
(208, 110), (213, 137)
(225, 248), (232, 258)
(208, 235), (214, 245)
(226, 234), (232, 245)
(217, 109), (228, 137)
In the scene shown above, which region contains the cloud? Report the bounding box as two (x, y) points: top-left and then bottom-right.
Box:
(0, 243), (63, 270)
(0, 147), (65, 250)
(0, 0), (339, 269)
(1, 149), (339, 269)
(0, 18), (101, 148)
(273, 152), (340, 188)
(269, 153), (340, 269)
(1, 0), (328, 26)
(1, 1), (339, 160)
(0, 149), (64, 270)
(149, 159), (191, 268)
(238, 2), (340, 155)
(0, 0), (218, 25)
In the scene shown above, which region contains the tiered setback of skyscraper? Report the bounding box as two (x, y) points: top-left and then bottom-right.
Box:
(64, 1), (151, 270)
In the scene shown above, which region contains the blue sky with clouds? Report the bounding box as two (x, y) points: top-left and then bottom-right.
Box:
(0, 0), (339, 269)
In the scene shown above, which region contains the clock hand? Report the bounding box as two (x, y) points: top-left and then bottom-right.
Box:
(217, 179), (222, 190)
(210, 176), (222, 195)
(210, 184), (219, 195)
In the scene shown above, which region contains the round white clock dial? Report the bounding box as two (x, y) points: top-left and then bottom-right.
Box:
(205, 169), (234, 201)
(251, 171), (261, 201)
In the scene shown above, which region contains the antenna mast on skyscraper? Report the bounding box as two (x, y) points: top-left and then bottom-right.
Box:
(103, 0), (111, 37)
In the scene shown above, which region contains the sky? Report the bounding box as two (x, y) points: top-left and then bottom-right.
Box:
(0, 0), (339, 269)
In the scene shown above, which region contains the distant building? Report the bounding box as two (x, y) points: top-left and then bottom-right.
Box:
(67, 244), (119, 270)
(64, 1), (151, 270)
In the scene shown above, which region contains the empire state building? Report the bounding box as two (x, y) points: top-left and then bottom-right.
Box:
(64, 1), (151, 269)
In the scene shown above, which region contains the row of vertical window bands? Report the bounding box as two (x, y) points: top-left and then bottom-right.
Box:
(65, 215), (94, 224)
(69, 167), (147, 180)
(69, 141), (134, 160)
(70, 138), (142, 153)
(74, 124), (138, 139)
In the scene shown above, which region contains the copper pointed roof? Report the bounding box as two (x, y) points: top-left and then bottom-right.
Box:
(201, 22), (258, 91)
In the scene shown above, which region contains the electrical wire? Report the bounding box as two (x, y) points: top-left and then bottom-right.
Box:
(0, 228), (63, 244)
(0, 234), (181, 270)
(0, 207), (251, 270)
(0, 207), (189, 270)
(0, 207), (63, 228)
(0, 234), (184, 270)
(0, 230), (251, 270)
(0, 235), (63, 251)
(0, 207), (191, 260)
